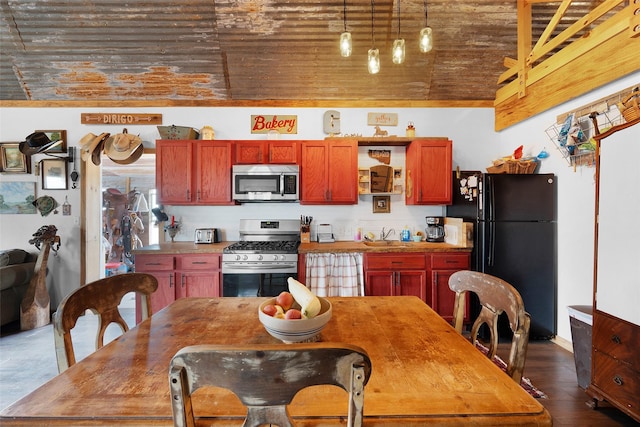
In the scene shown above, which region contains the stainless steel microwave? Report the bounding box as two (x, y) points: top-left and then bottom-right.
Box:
(232, 164), (299, 202)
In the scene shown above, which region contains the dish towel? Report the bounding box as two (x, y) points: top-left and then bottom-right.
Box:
(305, 253), (364, 297)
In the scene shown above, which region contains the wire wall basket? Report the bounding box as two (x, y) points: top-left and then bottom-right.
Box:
(545, 103), (626, 169)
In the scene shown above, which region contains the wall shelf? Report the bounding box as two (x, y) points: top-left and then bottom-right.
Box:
(358, 166), (403, 195)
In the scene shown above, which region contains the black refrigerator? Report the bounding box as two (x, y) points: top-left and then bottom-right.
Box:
(446, 172), (557, 339)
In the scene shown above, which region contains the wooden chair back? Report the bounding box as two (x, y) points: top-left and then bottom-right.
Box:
(53, 272), (158, 373)
(169, 343), (372, 427)
(448, 270), (531, 383)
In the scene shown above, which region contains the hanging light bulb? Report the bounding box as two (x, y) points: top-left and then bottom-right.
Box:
(340, 0), (352, 57)
(392, 0), (405, 64)
(340, 32), (352, 57)
(392, 39), (405, 64)
(419, 27), (433, 53)
(368, 0), (380, 74)
(368, 48), (380, 74)
(419, 0), (433, 53)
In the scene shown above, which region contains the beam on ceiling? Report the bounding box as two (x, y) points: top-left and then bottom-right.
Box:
(494, 0), (639, 130)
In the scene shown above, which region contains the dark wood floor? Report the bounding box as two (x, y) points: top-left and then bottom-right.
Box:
(520, 341), (638, 426)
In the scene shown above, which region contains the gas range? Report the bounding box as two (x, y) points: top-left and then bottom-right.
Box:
(222, 241), (300, 264)
(222, 219), (300, 272)
(224, 240), (300, 254)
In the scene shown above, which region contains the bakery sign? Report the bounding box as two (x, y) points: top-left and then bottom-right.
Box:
(251, 115), (298, 134)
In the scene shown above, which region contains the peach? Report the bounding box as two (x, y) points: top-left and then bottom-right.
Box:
(276, 291), (294, 311)
(262, 304), (278, 317)
(285, 309), (302, 320)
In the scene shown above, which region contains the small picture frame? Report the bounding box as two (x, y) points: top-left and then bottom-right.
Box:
(41, 158), (68, 190)
(0, 142), (30, 173)
(35, 130), (67, 153)
(373, 195), (390, 213)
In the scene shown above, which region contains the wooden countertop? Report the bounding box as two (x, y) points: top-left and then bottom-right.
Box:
(299, 241), (472, 253)
(133, 241), (472, 255)
(132, 242), (230, 254)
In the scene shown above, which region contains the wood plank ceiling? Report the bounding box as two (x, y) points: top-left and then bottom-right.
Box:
(0, 1), (600, 103)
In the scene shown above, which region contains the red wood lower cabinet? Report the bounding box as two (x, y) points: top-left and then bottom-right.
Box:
(429, 253), (471, 323)
(363, 251), (470, 322)
(134, 253), (220, 323)
(364, 253), (428, 302)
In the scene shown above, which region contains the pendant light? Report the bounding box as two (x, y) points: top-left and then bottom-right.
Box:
(340, 0), (352, 57)
(368, 0), (380, 74)
(392, 0), (405, 64)
(419, 0), (433, 53)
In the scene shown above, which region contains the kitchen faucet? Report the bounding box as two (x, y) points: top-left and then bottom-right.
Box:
(380, 227), (396, 241)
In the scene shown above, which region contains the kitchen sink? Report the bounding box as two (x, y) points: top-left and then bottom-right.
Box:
(363, 241), (410, 247)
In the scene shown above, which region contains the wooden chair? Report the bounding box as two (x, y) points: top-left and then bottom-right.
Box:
(448, 270), (531, 383)
(53, 272), (158, 373)
(169, 343), (372, 427)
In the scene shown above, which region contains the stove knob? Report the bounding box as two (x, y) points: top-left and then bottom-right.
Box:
(257, 255), (263, 261)
(273, 255), (279, 261)
(235, 255), (241, 261)
(280, 255), (286, 261)
(242, 255), (248, 261)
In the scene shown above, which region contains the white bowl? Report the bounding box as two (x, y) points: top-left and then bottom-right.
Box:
(258, 297), (332, 343)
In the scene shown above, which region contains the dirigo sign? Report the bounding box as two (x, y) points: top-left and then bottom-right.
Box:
(251, 115), (297, 134)
(81, 113), (162, 125)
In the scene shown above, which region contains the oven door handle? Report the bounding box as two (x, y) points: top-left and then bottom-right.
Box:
(224, 264), (296, 270)
(222, 264), (298, 274)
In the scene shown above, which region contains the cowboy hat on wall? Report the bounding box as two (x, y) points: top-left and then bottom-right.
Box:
(19, 132), (63, 155)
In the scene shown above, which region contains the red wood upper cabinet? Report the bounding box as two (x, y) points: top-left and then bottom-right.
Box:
(195, 141), (233, 204)
(156, 140), (193, 204)
(405, 138), (453, 205)
(234, 141), (298, 164)
(156, 140), (233, 205)
(300, 139), (358, 204)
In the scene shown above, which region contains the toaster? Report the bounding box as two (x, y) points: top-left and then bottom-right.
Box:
(194, 228), (220, 244)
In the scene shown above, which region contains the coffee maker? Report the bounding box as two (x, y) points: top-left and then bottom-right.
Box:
(425, 217), (445, 242)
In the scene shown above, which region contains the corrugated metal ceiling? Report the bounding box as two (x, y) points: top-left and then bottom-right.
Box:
(0, 1), (607, 102)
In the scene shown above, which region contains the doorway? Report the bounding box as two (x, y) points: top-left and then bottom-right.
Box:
(83, 151), (156, 282)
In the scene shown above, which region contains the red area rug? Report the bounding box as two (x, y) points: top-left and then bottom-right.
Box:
(475, 342), (548, 399)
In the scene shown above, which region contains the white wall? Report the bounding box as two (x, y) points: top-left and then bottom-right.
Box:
(1, 70), (638, 341)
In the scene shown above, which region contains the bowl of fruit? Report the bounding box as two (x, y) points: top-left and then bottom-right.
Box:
(258, 278), (332, 343)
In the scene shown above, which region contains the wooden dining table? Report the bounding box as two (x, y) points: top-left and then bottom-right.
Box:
(0, 296), (551, 426)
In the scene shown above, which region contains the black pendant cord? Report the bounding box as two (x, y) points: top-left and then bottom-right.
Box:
(371, 0), (376, 46)
(343, 0), (348, 32)
(397, 0), (401, 39)
(424, 0), (428, 26)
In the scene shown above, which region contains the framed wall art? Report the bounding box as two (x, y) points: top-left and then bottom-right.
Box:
(373, 195), (390, 213)
(0, 142), (30, 173)
(35, 130), (67, 153)
(41, 158), (68, 190)
(0, 182), (36, 214)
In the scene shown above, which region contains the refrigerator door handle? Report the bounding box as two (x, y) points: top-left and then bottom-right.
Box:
(488, 221), (495, 267)
(488, 175), (495, 222)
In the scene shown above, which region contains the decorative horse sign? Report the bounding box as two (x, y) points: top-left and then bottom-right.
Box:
(373, 126), (388, 137)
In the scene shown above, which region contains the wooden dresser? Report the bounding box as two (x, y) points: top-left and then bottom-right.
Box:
(588, 118), (640, 422)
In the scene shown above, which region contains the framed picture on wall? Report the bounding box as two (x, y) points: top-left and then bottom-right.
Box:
(35, 130), (67, 153)
(0, 142), (30, 173)
(0, 182), (36, 214)
(41, 159), (68, 190)
(372, 195), (390, 213)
